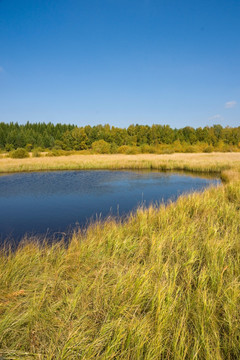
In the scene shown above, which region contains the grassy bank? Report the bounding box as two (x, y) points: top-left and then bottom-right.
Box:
(0, 181), (240, 359)
(0, 154), (240, 359)
(1, 152), (240, 174)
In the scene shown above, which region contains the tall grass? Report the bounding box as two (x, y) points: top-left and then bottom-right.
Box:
(0, 178), (240, 359)
(1, 153), (240, 174)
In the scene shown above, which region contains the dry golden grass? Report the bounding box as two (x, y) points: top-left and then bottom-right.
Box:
(0, 152), (240, 174)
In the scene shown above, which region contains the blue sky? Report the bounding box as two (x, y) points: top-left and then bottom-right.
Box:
(0, 0), (239, 128)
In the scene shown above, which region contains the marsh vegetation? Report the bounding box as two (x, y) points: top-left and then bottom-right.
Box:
(0, 154), (239, 359)
(0, 152), (240, 174)
(0, 180), (239, 359)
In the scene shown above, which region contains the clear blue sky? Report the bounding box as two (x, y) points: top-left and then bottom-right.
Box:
(0, 0), (239, 128)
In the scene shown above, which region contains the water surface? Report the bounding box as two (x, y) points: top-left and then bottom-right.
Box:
(0, 170), (220, 245)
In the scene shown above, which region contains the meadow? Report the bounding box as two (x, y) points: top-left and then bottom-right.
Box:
(0, 153), (240, 359)
(0, 152), (240, 175)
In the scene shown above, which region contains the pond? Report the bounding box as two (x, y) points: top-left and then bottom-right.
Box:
(0, 170), (220, 245)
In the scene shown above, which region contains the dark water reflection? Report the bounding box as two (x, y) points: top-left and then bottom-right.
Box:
(0, 170), (220, 245)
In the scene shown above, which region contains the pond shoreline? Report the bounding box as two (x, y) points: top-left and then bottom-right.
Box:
(0, 169), (220, 244)
(1, 177), (239, 358)
(0, 153), (240, 176)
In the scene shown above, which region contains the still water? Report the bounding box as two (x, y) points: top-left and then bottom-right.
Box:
(0, 170), (220, 244)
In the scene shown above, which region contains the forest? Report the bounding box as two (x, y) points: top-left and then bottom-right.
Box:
(0, 122), (240, 154)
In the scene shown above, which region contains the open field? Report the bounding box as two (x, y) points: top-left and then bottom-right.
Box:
(0, 153), (240, 359)
(1, 152), (240, 175)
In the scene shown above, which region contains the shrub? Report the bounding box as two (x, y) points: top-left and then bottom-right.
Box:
(184, 145), (198, 153)
(172, 140), (183, 153)
(140, 144), (155, 153)
(155, 145), (175, 154)
(117, 145), (129, 154)
(117, 145), (140, 154)
(92, 140), (111, 154)
(127, 146), (140, 154)
(9, 148), (30, 159)
(203, 145), (214, 153)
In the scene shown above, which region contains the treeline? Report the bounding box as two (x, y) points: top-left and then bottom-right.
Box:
(0, 122), (240, 153)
